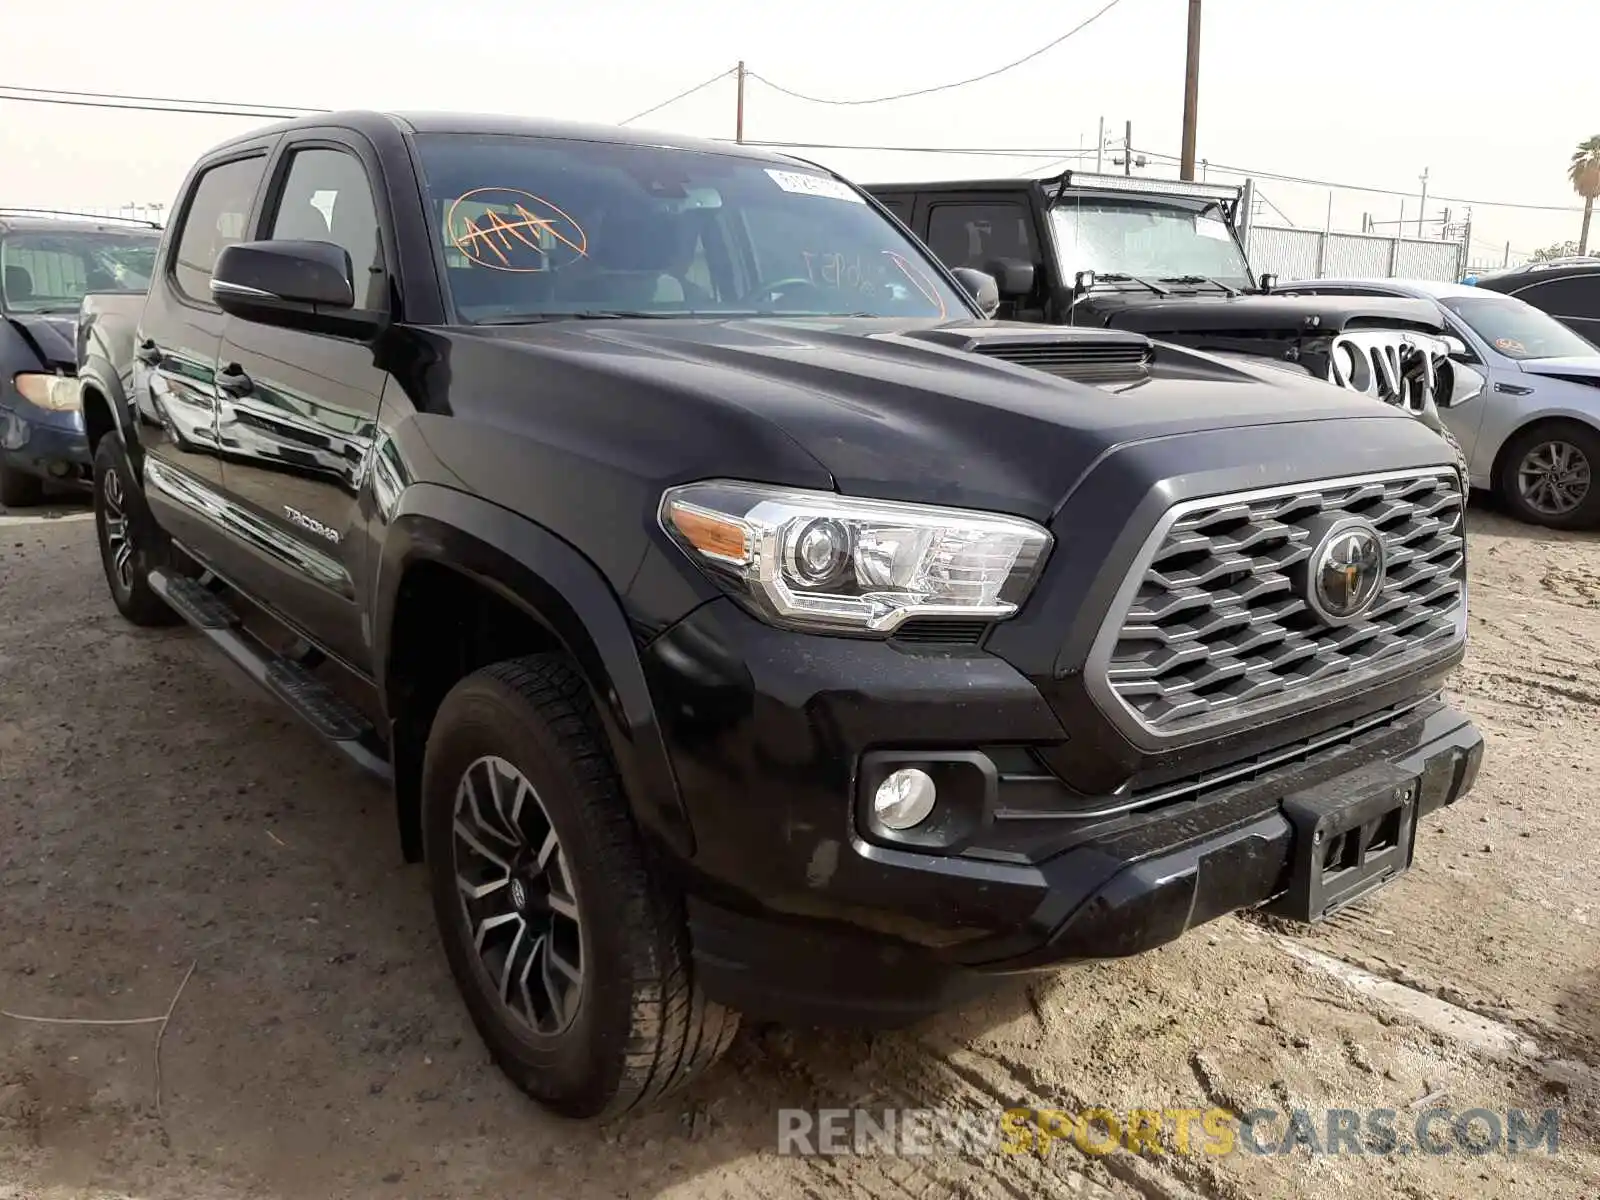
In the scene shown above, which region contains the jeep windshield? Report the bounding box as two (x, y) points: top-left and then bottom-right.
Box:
(1048, 196), (1254, 294)
(412, 134), (966, 324)
(0, 229), (159, 314)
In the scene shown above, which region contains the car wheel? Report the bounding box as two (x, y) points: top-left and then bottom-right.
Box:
(93, 436), (181, 626)
(421, 654), (739, 1119)
(0, 464), (45, 508)
(1496, 421), (1600, 530)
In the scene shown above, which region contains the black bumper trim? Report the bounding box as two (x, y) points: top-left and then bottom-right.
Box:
(687, 704), (1484, 1026)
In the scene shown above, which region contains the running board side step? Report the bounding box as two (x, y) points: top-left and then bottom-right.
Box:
(149, 567), (392, 782)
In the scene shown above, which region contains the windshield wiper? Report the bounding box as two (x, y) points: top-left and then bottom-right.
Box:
(1158, 275), (1241, 297)
(1087, 273), (1171, 297)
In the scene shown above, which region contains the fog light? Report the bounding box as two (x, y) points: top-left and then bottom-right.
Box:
(873, 768), (937, 830)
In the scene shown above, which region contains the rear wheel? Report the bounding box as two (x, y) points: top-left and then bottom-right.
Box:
(421, 654), (738, 1119)
(1496, 420), (1600, 530)
(0, 464), (44, 508)
(93, 436), (181, 626)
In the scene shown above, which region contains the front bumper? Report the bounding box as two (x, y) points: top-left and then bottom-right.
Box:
(0, 400), (91, 485)
(641, 598), (1482, 1026)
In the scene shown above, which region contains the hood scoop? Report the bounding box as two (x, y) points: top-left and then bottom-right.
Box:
(900, 321), (1153, 386)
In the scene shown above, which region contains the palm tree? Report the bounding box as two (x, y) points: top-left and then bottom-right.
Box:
(1572, 135), (1600, 255)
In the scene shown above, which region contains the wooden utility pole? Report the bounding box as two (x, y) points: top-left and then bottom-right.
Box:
(735, 61), (746, 143)
(1179, 0), (1202, 180)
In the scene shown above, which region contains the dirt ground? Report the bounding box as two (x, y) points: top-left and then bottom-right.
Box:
(3, 500), (1599, 1199)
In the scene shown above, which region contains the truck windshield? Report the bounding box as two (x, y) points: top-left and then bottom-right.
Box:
(1048, 197), (1254, 290)
(412, 133), (965, 323)
(0, 230), (159, 314)
(1438, 293), (1598, 360)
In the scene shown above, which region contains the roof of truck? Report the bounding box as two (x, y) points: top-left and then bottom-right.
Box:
(864, 179), (1044, 194)
(204, 109), (800, 164)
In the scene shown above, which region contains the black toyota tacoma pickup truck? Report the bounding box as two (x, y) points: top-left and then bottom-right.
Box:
(78, 112), (1483, 1120)
(865, 172), (1479, 472)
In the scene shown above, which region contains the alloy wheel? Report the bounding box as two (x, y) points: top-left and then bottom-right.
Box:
(1516, 439), (1592, 517)
(451, 755), (584, 1035)
(102, 467), (135, 593)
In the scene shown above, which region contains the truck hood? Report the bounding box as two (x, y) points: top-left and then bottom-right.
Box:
(3, 312), (78, 369)
(1518, 355), (1600, 382)
(1082, 292), (1447, 337)
(460, 316), (1424, 520)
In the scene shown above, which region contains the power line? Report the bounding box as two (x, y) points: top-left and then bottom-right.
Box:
(618, 68), (738, 126)
(6, 77), (1586, 218)
(1136, 147), (1587, 214)
(0, 83), (322, 114)
(0, 87), (321, 120)
(746, 0), (1125, 107)
(739, 138), (1095, 158)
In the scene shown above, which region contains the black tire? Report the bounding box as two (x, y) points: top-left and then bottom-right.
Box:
(1495, 420), (1600, 531)
(93, 436), (181, 626)
(421, 654), (738, 1119)
(0, 464), (45, 508)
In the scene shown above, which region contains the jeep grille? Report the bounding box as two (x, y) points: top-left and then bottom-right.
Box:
(1092, 469), (1465, 738)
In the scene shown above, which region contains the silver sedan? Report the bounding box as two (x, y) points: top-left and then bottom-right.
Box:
(1277, 276), (1600, 529)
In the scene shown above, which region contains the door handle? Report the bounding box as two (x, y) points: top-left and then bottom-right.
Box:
(135, 340), (162, 366)
(217, 365), (254, 396)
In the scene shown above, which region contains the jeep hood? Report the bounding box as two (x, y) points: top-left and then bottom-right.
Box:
(4, 312), (78, 369)
(457, 316), (1433, 521)
(1082, 292), (1447, 337)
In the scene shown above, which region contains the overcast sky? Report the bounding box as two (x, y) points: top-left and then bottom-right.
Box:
(3, 0), (1596, 269)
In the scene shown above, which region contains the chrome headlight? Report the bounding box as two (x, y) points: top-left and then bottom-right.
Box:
(659, 481), (1052, 635)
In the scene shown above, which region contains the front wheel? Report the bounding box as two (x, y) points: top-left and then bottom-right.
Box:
(1496, 420), (1600, 530)
(421, 655), (738, 1119)
(93, 436), (180, 626)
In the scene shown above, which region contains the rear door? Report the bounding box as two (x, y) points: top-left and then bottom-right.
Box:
(134, 148), (270, 554)
(208, 133), (392, 669)
(1508, 273), (1600, 345)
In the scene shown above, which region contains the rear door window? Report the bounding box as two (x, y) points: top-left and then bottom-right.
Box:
(171, 155), (267, 303)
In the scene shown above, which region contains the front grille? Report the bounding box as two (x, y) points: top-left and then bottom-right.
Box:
(974, 340), (1150, 383)
(1094, 469), (1465, 737)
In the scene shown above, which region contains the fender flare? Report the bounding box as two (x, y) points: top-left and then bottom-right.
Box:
(75, 352), (135, 461)
(372, 483), (695, 860)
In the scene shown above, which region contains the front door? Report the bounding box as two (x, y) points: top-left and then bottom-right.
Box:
(210, 138), (391, 670)
(133, 151), (267, 554)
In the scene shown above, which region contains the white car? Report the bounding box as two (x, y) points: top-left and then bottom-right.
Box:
(1277, 277), (1600, 530)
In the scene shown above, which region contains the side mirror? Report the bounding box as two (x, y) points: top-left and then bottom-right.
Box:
(211, 240), (379, 339)
(983, 257), (1036, 298)
(1439, 360), (1485, 408)
(950, 267), (1001, 318)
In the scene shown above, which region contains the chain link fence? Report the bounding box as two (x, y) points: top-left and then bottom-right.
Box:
(1245, 225), (1466, 283)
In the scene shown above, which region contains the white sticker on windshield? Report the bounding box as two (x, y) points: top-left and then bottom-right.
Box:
(765, 168), (866, 204)
(1195, 215), (1231, 241)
